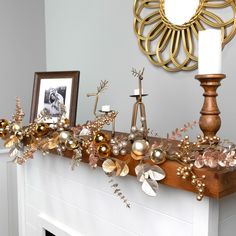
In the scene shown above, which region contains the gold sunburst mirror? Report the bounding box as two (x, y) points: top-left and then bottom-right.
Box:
(133, 0), (236, 72)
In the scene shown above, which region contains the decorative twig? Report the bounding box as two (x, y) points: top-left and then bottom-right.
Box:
(97, 80), (108, 95)
(87, 80), (109, 117)
(131, 68), (144, 80)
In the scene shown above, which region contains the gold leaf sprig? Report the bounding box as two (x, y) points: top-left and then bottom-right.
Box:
(12, 97), (25, 125)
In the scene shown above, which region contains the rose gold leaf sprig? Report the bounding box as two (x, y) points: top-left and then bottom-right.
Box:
(87, 142), (99, 168)
(107, 175), (131, 208)
(167, 121), (198, 140)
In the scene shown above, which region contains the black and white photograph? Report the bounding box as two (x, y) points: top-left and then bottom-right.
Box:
(43, 86), (66, 117)
(30, 71), (80, 126)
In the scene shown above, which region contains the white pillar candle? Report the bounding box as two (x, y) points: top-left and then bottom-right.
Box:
(198, 29), (222, 74)
(101, 105), (110, 112)
(134, 88), (144, 95)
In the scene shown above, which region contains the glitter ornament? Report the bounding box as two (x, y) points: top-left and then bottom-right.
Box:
(97, 143), (111, 158)
(65, 138), (79, 150)
(94, 131), (109, 144)
(0, 119), (9, 129)
(35, 123), (49, 137)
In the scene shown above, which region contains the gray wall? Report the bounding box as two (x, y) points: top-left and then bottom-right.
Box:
(0, 0), (46, 122)
(0, 1), (46, 235)
(45, 0), (236, 141)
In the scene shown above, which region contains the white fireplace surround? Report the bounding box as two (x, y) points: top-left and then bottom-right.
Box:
(8, 151), (236, 236)
(38, 213), (82, 236)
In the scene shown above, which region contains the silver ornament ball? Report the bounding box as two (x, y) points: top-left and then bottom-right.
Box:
(139, 127), (144, 133)
(112, 149), (119, 156)
(150, 148), (166, 163)
(120, 149), (127, 155)
(128, 133), (135, 141)
(131, 126), (137, 133)
(132, 139), (149, 156)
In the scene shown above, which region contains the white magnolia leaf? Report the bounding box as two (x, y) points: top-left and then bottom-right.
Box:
(143, 163), (152, 172)
(9, 147), (20, 157)
(120, 164), (129, 177)
(102, 159), (116, 173)
(135, 164), (144, 176)
(137, 171), (146, 182)
(144, 172), (149, 179)
(147, 165), (166, 181)
(141, 179), (159, 196)
(79, 128), (91, 136)
(135, 163), (152, 176)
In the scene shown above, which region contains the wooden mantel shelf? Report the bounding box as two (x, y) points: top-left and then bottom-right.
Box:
(62, 131), (236, 199)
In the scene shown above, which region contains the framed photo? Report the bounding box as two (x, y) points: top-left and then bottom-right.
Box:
(30, 71), (80, 126)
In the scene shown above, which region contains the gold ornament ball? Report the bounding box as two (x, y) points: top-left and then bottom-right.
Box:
(12, 123), (21, 132)
(35, 123), (49, 137)
(65, 138), (79, 150)
(132, 139), (149, 156)
(0, 129), (8, 138)
(94, 132), (109, 144)
(59, 131), (72, 142)
(15, 131), (23, 140)
(62, 118), (70, 125)
(22, 134), (33, 146)
(97, 143), (111, 158)
(0, 119), (8, 129)
(150, 148), (166, 164)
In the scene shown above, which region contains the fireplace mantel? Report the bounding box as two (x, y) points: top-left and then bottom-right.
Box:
(61, 131), (236, 200)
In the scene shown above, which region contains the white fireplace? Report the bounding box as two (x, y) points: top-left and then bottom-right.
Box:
(11, 151), (236, 236)
(38, 213), (81, 236)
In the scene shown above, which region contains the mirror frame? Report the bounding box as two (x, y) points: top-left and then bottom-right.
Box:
(133, 0), (236, 72)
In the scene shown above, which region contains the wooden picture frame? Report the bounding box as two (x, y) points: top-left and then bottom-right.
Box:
(30, 71), (80, 126)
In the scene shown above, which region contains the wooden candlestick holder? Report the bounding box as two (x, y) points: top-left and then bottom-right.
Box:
(195, 74), (226, 138)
